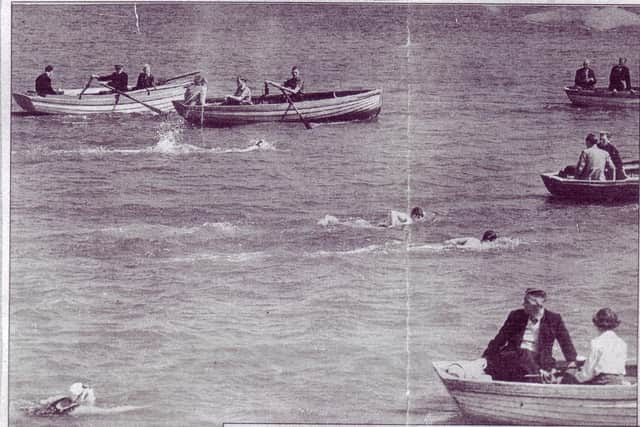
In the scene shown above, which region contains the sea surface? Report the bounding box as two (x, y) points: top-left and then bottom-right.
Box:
(8, 4), (640, 426)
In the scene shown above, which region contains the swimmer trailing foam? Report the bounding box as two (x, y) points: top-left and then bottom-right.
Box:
(523, 7), (640, 31)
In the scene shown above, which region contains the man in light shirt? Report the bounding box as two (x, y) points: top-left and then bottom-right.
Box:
(482, 288), (577, 382)
(576, 133), (616, 181)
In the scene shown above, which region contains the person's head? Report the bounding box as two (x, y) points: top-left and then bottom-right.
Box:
(237, 76), (247, 87)
(599, 131), (610, 144)
(410, 206), (424, 220)
(142, 63), (151, 74)
(582, 59), (590, 68)
(585, 133), (597, 147)
(44, 65), (53, 74)
(618, 57), (626, 66)
(114, 64), (124, 73)
(481, 230), (497, 242)
(523, 288), (546, 318)
(592, 307), (620, 331)
(291, 66), (300, 78)
(69, 382), (95, 404)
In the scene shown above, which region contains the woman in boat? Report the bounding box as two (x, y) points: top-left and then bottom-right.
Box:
(562, 308), (627, 385)
(224, 76), (252, 105)
(132, 63), (155, 91)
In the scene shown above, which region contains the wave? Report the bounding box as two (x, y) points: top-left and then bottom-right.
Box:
(410, 237), (522, 252)
(99, 221), (239, 238)
(523, 7), (640, 31)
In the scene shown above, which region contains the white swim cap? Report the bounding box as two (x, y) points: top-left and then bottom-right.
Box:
(69, 382), (85, 398)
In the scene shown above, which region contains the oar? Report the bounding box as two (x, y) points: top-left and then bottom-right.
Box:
(158, 70), (201, 85)
(78, 76), (93, 99)
(94, 81), (164, 115)
(265, 80), (312, 130)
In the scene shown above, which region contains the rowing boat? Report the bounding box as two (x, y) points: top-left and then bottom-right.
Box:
(433, 360), (638, 426)
(12, 72), (199, 115)
(564, 86), (640, 108)
(172, 88), (382, 127)
(540, 160), (639, 202)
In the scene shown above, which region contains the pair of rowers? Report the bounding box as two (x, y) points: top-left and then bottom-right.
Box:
(381, 206), (498, 249)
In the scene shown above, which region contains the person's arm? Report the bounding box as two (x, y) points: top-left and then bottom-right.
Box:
(624, 68), (631, 90)
(608, 68), (615, 90)
(574, 340), (600, 383)
(606, 156), (616, 180)
(555, 314), (577, 362)
(444, 237), (469, 246)
(482, 311), (515, 359)
(574, 70), (581, 87)
(576, 151), (587, 178)
(590, 70), (596, 85)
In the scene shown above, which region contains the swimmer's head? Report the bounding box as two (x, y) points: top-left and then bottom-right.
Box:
(410, 207), (424, 220)
(69, 383), (95, 405)
(481, 230), (497, 242)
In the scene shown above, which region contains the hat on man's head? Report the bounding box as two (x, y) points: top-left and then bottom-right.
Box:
(114, 64), (123, 69)
(524, 287), (546, 300)
(592, 308), (620, 330)
(45, 65), (54, 72)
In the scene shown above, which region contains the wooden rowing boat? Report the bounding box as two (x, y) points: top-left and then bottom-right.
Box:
(433, 360), (638, 426)
(540, 160), (639, 202)
(564, 86), (640, 108)
(12, 72), (199, 115)
(172, 89), (382, 127)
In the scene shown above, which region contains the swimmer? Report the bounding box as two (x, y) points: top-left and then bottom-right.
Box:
(26, 382), (95, 417)
(444, 230), (497, 249)
(381, 206), (425, 228)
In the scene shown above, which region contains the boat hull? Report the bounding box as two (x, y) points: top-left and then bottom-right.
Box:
(12, 80), (192, 115)
(173, 89), (382, 126)
(564, 86), (640, 108)
(433, 361), (638, 426)
(541, 161), (639, 202)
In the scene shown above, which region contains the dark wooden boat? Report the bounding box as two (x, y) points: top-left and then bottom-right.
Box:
(172, 89), (382, 127)
(540, 160), (639, 202)
(564, 86), (640, 108)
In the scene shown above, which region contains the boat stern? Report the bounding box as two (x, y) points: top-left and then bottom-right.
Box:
(12, 93), (39, 113)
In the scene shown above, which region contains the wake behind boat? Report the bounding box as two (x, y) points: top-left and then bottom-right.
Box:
(564, 86), (640, 108)
(541, 160), (639, 202)
(433, 360), (638, 426)
(12, 71), (200, 115)
(172, 88), (382, 127)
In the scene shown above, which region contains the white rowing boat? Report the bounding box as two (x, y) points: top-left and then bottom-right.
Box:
(433, 360), (637, 426)
(12, 71), (199, 115)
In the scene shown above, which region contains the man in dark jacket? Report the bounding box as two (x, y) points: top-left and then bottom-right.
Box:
(482, 288), (577, 382)
(598, 131), (628, 180)
(574, 59), (596, 89)
(608, 57), (631, 91)
(35, 65), (59, 96)
(93, 64), (129, 92)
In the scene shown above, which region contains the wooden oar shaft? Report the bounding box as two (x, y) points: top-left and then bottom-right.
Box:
(266, 80), (311, 130)
(163, 70), (201, 84)
(78, 76), (93, 99)
(95, 81), (163, 115)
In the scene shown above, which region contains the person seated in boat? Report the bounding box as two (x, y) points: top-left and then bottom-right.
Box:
(575, 133), (616, 181)
(282, 66), (305, 101)
(481, 288), (577, 383)
(223, 76), (252, 105)
(379, 206), (425, 227)
(608, 57), (631, 92)
(132, 63), (155, 91)
(597, 131), (628, 180)
(92, 64), (129, 92)
(184, 75), (208, 105)
(561, 308), (627, 385)
(26, 382), (95, 416)
(444, 230), (497, 249)
(35, 65), (62, 96)
(574, 59), (596, 89)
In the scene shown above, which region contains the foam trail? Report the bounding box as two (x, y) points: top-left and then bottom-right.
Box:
(73, 405), (147, 415)
(317, 214), (377, 229)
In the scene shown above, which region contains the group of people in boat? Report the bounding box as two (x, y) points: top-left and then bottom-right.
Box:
(34, 63), (157, 96)
(559, 131), (628, 181)
(183, 65), (305, 106)
(574, 57), (634, 92)
(482, 288), (627, 385)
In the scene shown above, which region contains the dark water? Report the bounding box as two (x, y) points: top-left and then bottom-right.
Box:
(9, 4), (640, 426)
